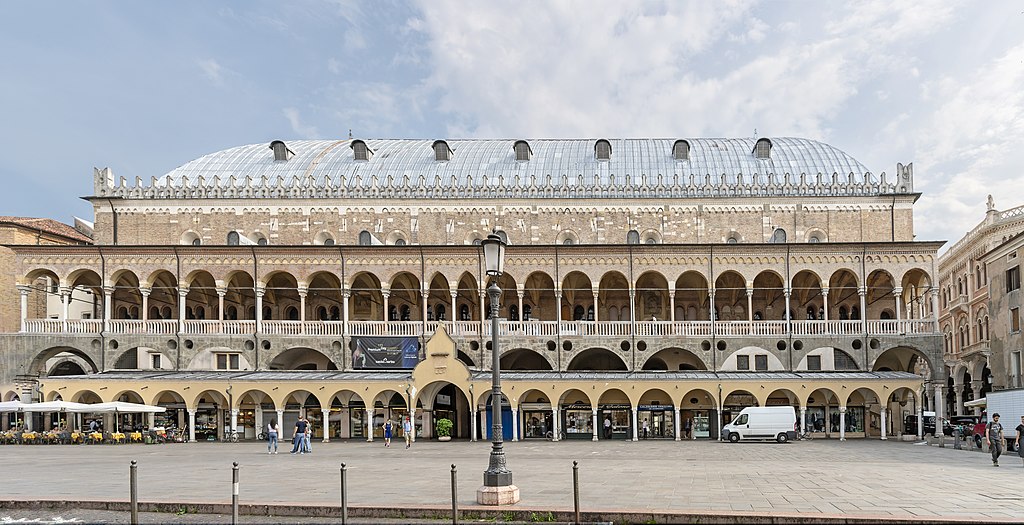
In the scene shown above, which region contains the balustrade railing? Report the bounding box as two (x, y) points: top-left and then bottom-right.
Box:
(19, 316), (941, 337)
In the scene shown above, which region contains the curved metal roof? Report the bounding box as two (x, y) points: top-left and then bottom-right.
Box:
(159, 137), (874, 190)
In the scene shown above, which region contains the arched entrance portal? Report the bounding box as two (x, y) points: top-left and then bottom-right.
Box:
(417, 381), (471, 439)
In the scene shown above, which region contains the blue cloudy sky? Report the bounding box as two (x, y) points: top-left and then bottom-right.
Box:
(2, 1), (1023, 245)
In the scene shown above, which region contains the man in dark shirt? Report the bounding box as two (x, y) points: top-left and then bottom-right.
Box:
(1015, 416), (1024, 468)
(291, 417), (308, 454)
(986, 413), (1004, 467)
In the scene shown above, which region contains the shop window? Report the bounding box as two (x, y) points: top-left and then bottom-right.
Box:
(1007, 266), (1021, 292)
(807, 355), (822, 371)
(736, 355), (750, 370)
(754, 355), (768, 371)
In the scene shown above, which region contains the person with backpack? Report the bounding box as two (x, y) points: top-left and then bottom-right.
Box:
(383, 419), (393, 447)
(986, 413), (1005, 467)
(266, 418), (279, 454)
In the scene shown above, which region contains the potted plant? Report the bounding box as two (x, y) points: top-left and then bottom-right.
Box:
(436, 418), (453, 441)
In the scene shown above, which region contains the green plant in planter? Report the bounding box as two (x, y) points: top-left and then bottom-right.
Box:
(436, 418), (454, 438)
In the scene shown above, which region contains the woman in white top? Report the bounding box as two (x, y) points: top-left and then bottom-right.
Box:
(267, 418), (279, 454)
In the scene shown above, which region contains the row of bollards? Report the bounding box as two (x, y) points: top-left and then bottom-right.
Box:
(128, 459), (583, 525)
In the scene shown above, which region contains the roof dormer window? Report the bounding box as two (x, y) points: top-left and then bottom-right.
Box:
(351, 140), (373, 161)
(432, 140), (452, 161)
(595, 139), (611, 161)
(269, 140), (294, 161)
(753, 138), (772, 159)
(513, 140), (532, 161)
(672, 140), (690, 161)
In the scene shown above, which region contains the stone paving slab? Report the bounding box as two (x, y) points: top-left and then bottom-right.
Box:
(0, 438), (1021, 521)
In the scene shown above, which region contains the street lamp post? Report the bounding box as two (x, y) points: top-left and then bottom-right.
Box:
(477, 230), (519, 505)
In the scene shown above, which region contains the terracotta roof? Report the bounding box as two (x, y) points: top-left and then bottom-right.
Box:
(0, 216), (93, 243)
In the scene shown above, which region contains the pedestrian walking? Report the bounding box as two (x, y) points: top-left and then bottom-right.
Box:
(267, 418), (279, 454)
(302, 416), (312, 454)
(403, 416), (413, 449)
(604, 416), (612, 439)
(986, 413), (1005, 467)
(383, 419), (393, 447)
(1016, 416), (1024, 468)
(642, 418), (650, 439)
(291, 417), (308, 454)
(684, 418), (693, 439)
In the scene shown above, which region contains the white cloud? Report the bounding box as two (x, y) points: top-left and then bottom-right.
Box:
(197, 58), (226, 87)
(283, 108), (320, 139)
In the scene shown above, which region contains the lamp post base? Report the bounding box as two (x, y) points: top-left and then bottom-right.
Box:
(476, 484), (520, 505)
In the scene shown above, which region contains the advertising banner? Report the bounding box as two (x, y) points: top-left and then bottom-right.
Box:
(352, 337), (420, 369)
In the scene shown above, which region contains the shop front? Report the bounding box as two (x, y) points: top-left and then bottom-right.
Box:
(521, 403), (552, 439)
(638, 404), (674, 439)
(599, 404), (631, 439)
(561, 402), (594, 439)
(194, 404), (220, 441)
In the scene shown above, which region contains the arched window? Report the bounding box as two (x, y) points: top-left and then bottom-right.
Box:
(432, 140), (452, 161)
(192, 238), (201, 246)
(388, 305), (398, 321)
(351, 140), (372, 161)
(394, 238), (407, 246)
(195, 306), (205, 320)
(323, 238), (335, 246)
(573, 305), (585, 321)
(645, 237), (657, 245)
(286, 306), (299, 321)
(806, 307), (816, 320)
(850, 306), (860, 320)
(436, 304), (447, 321)
(753, 311), (762, 320)
(586, 305), (594, 321)
(594, 139), (611, 160)
(358, 231), (372, 245)
(330, 306), (340, 320)
(626, 230), (640, 245)
(256, 237), (268, 246)
(513, 140), (532, 161)
(227, 306), (238, 320)
(880, 310), (892, 320)
(727, 236), (739, 244)
(270, 140), (293, 161)
(770, 228), (787, 243)
(262, 305), (272, 320)
(839, 306), (849, 320)
(227, 231), (240, 246)
(522, 305), (532, 321)
(562, 238), (575, 245)
(672, 140), (690, 160)
(459, 304), (470, 321)
(400, 305), (411, 321)
(317, 306), (328, 321)
(426, 305), (434, 321)
(753, 138), (772, 159)
(117, 306), (128, 319)
(508, 304), (519, 321)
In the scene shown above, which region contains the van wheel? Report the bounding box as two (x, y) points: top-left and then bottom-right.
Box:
(728, 433), (740, 443)
(776, 433), (788, 443)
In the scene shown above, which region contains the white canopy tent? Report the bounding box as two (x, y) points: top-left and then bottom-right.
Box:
(0, 400), (25, 413)
(7, 401), (166, 432)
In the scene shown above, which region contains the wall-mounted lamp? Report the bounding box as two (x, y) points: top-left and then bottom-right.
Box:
(272, 387), (278, 391)
(58, 386), (66, 391)
(141, 386), (148, 390)
(183, 386), (190, 390)
(99, 387), (107, 391)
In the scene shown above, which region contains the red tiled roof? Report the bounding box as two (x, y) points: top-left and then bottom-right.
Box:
(0, 216), (93, 243)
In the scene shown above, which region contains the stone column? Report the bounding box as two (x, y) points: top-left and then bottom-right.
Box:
(746, 289), (754, 328)
(821, 288), (829, 321)
(893, 287), (903, 323)
(709, 289), (716, 335)
(669, 290), (676, 322)
(254, 410), (263, 441)
(216, 288), (226, 322)
(631, 406), (638, 442)
(511, 407), (519, 442)
(470, 409), (477, 442)
(342, 290), (351, 333)
(674, 407), (681, 441)
(366, 408), (374, 442)
(421, 291), (429, 325)
(382, 288), (391, 322)
(230, 408), (238, 434)
(592, 408), (599, 441)
(103, 285), (114, 331)
(553, 406), (560, 441)
(176, 287), (187, 333)
(784, 287), (792, 336)
(971, 380), (984, 416)
(255, 286), (265, 333)
(858, 287), (867, 332)
(17, 285), (30, 332)
(880, 405), (887, 440)
(916, 389), (924, 440)
(930, 290), (940, 331)
(321, 408), (331, 442)
(954, 384), (964, 416)
(478, 290), (485, 324)
(839, 407), (847, 441)
(933, 384), (945, 439)
(298, 287), (308, 334)
(188, 410), (196, 442)
(555, 289), (563, 332)
(517, 291), (524, 325)
(449, 290), (457, 323)
(139, 287), (150, 323)
(628, 287), (637, 327)
(592, 291), (600, 322)
(800, 406), (807, 434)
(276, 409), (286, 440)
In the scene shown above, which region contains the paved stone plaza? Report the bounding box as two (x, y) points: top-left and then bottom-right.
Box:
(1, 439), (1022, 522)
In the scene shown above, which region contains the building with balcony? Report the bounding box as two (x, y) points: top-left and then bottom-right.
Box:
(937, 197), (1024, 416)
(2, 137), (943, 442)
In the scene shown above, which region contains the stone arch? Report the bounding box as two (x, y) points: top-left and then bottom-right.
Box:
(561, 271), (594, 321)
(268, 347), (339, 371)
(635, 271), (669, 321)
(23, 267), (60, 287)
(766, 388), (800, 408)
(188, 388), (228, 410)
(349, 272), (384, 321)
(523, 271), (556, 321)
(752, 270), (786, 320)
(674, 271), (709, 321)
(598, 271), (630, 321)
(47, 355), (91, 376)
(641, 348), (707, 370)
(149, 390), (186, 409)
(567, 348), (627, 371)
(414, 380), (472, 439)
(720, 346), (785, 371)
(714, 270), (746, 321)
(70, 389), (102, 404)
(307, 271), (344, 321)
(388, 271), (422, 321)
(871, 345), (938, 380)
(500, 348), (554, 370)
(425, 272), (452, 321)
(30, 346), (99, 377)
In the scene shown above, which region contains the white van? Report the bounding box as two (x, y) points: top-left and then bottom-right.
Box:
(722, 406), (797, 443)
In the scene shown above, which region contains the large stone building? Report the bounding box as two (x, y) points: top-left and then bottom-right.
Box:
(937, 198), (1024, 416)
(2, 137), (943, 443)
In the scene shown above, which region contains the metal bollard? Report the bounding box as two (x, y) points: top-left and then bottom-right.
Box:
(130, 460), (138, 525)
(450, 464), (458, 525)
(340, 463), (348, 525)
(572, 461), (580, 525)
(231, 462), (239, 525)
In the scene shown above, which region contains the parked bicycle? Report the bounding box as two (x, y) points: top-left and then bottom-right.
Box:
(223, 428), (239, 443)
(545, 430), (566, 441)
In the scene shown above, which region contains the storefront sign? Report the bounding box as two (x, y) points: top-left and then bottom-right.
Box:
(599, 404), (631, 410)
(352, 337), (420, 369)
(638, 404), (671, 411)
(436, 394), (451, 406)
